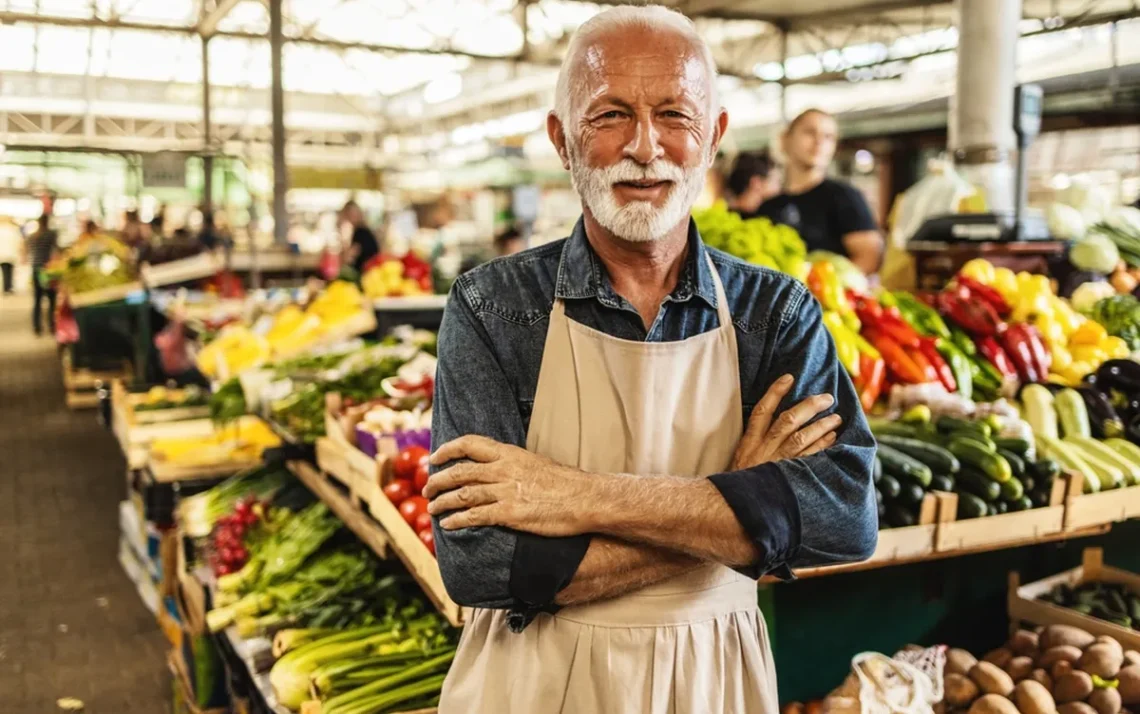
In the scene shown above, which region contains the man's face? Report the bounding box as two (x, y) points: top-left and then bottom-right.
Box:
(551, 28), (725, 243)
(785, 112), (838, 172)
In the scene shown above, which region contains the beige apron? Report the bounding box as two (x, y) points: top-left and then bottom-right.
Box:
(439, 255), (779, 714)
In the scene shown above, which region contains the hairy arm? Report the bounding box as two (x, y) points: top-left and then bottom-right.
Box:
(843, 230), (884, 275)
(554, 538), (700, 607)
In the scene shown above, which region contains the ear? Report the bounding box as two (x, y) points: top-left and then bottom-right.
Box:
(709, 108), (729, 161)
(547, 112), (571, 170)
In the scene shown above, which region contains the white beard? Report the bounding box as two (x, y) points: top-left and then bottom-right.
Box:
(569, 143), (710, 243)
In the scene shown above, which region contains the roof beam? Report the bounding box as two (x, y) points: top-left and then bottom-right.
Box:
(198, 0), (244, 38)
(787, 0), (951, 28)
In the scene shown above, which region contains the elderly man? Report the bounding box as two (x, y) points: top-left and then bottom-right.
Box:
(425, 6), (877, 712)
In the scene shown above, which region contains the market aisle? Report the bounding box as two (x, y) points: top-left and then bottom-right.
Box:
(0, 295), (170, 713)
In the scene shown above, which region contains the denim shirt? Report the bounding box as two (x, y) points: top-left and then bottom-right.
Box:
(430, 218), (878, 631)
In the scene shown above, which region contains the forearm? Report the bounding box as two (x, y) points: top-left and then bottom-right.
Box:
(555, 536), (701, 607)
(582, 474), (759, 567)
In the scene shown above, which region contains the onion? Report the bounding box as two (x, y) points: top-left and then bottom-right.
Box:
(1111, 270), (1138, 295)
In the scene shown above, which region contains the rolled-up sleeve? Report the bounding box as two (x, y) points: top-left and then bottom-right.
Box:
(431, 281), (590, 622)
(708, 292), (878, 578)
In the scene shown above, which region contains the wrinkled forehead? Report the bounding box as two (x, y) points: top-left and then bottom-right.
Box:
(574, 30), (714, 111)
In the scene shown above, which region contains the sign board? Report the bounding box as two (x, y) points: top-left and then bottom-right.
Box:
(288, 166), (382, 191)
(142, 153), (187, 189)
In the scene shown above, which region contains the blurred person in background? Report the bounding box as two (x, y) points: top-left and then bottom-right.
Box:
(27, 214), (59, 335)
(343, 199), (379, 274)
(77, 219), (99, 246)
(493, 226), (526, 257)
(756, 109), (882, 274)
(122, 210), (147, 254)
(151, 205), (166, 239)
(199, 210), (222, 251)
(0, 216), (22, 294)
(725, 151), (781, 218)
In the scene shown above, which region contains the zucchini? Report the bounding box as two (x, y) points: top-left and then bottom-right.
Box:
(1064, 438), (1125, 491)
(875, 488), (883, 506)
(876, 445), (933, 488)
(1105, 437), (1140, 467)
(1000, 476), (1025, 502)
(878, 474), (901, 500)
(937, 416), (991, 439)
(994, 437), (1032, 456)
(897, 482), (926, 506)
(1009, 496), (1033, 512)
(947, 434), (997, 455)
(877, 501), (887, 522)
(957, 465), (1002, 501)
(1029, 459), (1061, 480)
(872, 456), (883, 484)
(929, 474), (956, 493)
(1056, 388), (1091, 439)
(899, 405), (932, 426)
(1022, 384), (1058, 439)
(868, 420), (918, 439)
(956, 492), (988, 519)
(885, 504), (918, 528)
(1038, 434), (1099, 494)
(1069, 436), (1140, 486)
(874, 435), (959, 475)
(948, 439), (1012, 483)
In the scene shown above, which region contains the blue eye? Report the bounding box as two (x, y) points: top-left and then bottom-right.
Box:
(599, 111), (622, 119)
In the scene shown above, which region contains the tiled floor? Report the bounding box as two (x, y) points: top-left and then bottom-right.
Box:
(0, 293), (169, 713)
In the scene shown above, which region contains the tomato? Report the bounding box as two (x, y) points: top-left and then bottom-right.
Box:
(394, 446), (430, 482)
(418, 528), (436, 555)
(399, 496), (429, 526)
(383, 479), (414, 506)
(414, 512), (433, 534)
(414, 458), (431, 495)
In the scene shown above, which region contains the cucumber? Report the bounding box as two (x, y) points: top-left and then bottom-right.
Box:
(1000, 476), (1025, 502)
(996, 500), (1009, 514)
(877, 501), (887, 522)
(956, 492), (988, 519)
(872, 456), (883, 484)
(899, 404), (932, 425)
(868, 420), (919, 439)
(1021, 475), (1036, 493)
(930, 474), (956, 493)
(1029, 459), (1061, 480)
(957, 466), (1002, 501)
(878, 474), (901, 500)
(949, 439), (1012, 483)
(875, 435), (959, 475)
(997, 449), (1026, 478)
(1029, 489), (1051, 508)
(1009, 496), (1033, 512)
(994, 437), (1032, 456)
(947, 434), (997, 455)
(981, 414), (1003, 435)
(937, 416), (991, 439)
(885, 504), (918, 528)
(897, 482), (926, 506)
(875, 488), (883, 506)
(1070, 436), (1140, 486)
(876, 444), (933, 488)
(987, 502), (999, 516)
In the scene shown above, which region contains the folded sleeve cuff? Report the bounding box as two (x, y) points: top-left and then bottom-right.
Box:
(507, 532), (591, 631)
(708, 463), (802, 579)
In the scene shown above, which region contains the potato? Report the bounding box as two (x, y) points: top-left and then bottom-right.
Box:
(1096, 636), (1125, 658)
(968, 694), (1021, 714)
(1053, 661), (1075, 680)
(1058, 704), (1099, 714)
(985, 648), (1016, 669)
(1011, 630), (1042, 657)
(1080, 644), (1124, 679)
(1041, 625), (1096, 651)
(1008, 656), (1036, 682)
(1041, 647), (1086, 669)
(1125, 652), (1140, 669)
(1055, 671), (1095, 703)
(1119, 665), (1140, 705)
(933, 703), (947, 714)
(946, 674), (982, 707)
(948, 649), (981, 677)
(1014, 679), (1057, 714)
(1029, 669), (1055, 691)
(1088, 687), (1123, 714)
(971, 662), (1016, 697)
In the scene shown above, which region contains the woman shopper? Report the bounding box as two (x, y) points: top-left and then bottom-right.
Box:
(27, 214), (59, 335)
(757, 109), (883, 274)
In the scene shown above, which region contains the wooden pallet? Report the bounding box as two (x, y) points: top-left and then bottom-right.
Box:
(1009, 547), (1140, 651)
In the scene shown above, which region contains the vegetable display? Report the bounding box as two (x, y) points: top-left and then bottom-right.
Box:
(1039, 582), (1140, 630)
(693, 201), (808, 278)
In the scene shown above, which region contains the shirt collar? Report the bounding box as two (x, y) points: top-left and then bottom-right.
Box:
(554, 217), (719, 310)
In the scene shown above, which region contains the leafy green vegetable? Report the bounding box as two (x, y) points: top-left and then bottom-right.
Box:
(209, 378), (247, 426)
(1089, 295), (1140, 350)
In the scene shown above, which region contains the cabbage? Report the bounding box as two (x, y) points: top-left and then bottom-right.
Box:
(1070, 233), (1119, 274)
(1047, 202), (1086, 240)
(805, 251), (869, 292)
(1071, 280), (1116, 313)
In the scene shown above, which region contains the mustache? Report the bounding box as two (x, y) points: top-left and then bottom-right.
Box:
(594, 159), (686, 184)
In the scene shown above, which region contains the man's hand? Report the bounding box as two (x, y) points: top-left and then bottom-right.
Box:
(730, 374), (841, 470)
(424, 435), (587, 537)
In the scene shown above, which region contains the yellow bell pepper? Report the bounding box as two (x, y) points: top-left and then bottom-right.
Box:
(1070, 320), (1108, 346)
(1103, 336), (1130, 360)
(1049, 295), (1082, 337)
(1050, 343), (1073, 372)
(1033, 315), (1065, 348)
(992, 267), (1019, 304)
(959, 258), (996, 285)
(1070, 345), (1108, 365)
(822, 310), (861, 378)
(1059, 360), (1094, 384)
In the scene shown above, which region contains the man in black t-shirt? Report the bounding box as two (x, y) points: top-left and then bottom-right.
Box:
(756, 109), (882, 274)
(342, 200), (379, 274)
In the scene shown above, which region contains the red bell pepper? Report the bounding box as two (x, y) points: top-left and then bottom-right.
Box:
(1021, 324), (1052, 377)
(938, 291), (1005, 337)
(977, 337), (1017, 378)
(955, 276), (1012, 317)
(999, 325), (1043, 384)
(858, 353), (885, 412)
(919, 337), (957, 392)
(876, 311), (922, 349)
(864, 327), (930, 384)
(852, 294), (884, 326)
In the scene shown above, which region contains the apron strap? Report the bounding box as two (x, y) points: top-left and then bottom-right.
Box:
(705, 253), (733, 329)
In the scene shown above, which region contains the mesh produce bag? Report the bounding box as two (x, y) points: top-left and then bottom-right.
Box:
(824, 647), (945, 714)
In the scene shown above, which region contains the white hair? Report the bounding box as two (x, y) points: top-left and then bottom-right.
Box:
(553, 5), (719, 125)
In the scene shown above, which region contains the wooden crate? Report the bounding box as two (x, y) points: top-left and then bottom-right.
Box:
(169, 649), (228, 714)
(272, 309), (378, 361)
(142, 253), (221, 289)
(290, 457), (390, 558)
(68, 280), (144, 307)
(113, 384), (216, 468)
(932, 472), (1079, 553)
(115, 380), (210, 427)
(1009, 547), (1140, 651)
(148, 416), (277, 483)
(1065, 483), (1140, 531)
(864, 493), (940, 565)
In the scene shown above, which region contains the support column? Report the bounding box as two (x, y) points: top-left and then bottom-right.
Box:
(269, 0), (287, 248)
(202, 34), (214, 212)
(950, 0), (1021, 212)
